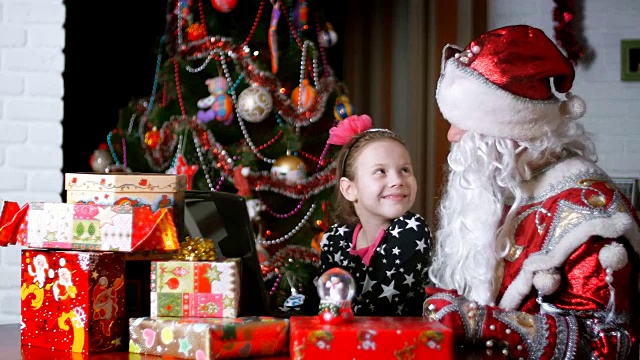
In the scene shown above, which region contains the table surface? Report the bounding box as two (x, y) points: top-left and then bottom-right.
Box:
(2, 323), (491, 359)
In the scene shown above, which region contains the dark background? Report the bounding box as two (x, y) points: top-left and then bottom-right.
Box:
(61, 0), (346, 198)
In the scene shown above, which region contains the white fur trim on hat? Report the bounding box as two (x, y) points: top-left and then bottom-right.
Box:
(436, 59), (564, 141)
(598, 242), (628, 271)
(532, 269), (561, 296)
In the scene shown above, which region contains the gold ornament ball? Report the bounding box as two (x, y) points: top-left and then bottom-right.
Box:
(237, 86), (273, 123)
(270, 155), (306, 184)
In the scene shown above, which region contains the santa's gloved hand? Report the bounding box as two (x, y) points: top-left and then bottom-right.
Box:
(423, 287), (483, 342)
(424, 287), (542, 359)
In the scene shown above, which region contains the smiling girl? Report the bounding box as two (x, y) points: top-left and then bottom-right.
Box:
(319, 114), (433, 316)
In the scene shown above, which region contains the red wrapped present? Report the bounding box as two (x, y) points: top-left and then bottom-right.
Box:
(26, 202), (179, 252)
(0, 200), (29, 246)
(129, 316), (289, 359)
(20, 249), (126, 353)
(290, 316), (453, 359)
(150, 259), (241, 318)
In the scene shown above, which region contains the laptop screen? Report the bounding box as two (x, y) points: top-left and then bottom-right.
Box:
(183, 190), (271, 316)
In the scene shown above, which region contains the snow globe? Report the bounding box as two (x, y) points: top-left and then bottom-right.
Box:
(316, 267), (356, 324)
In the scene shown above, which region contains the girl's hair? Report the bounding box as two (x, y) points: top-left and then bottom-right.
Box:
(331, 129), (407, 225)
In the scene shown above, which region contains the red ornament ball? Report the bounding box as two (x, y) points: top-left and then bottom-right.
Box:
(211, 0), (237, 13)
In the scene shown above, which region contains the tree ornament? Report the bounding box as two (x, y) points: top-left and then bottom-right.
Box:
(211, 0), (238, 13)
(209, 77), (229, 94)
(291, 79), (316, 112)
(268, 1), (281, 73)
(186, 23), (207, 42)
(144, 127), (161, 149)
(197, 77), (235, 125)
(211, 93), (234, 124)
(197, 77), (229, 110)
(256, 244), (270, 264)
(318, 23), (338, 48)
(174, 154), (199, 190)
(232, 166), (252, 197)
(89, 144), (114, 173)
(293, 0), (308, 29)
(270, 154), (306, 184)
(237, 86), (273, 123)
(333, 95), (354, 120)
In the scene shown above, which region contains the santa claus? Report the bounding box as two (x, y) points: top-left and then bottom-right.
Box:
(52, 267), (76, 301)
(28, 254), (49, 288)
(92, 275), (124, 336)
(425, 25), (640, 359)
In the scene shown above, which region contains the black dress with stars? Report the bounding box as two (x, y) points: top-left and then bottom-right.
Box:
(319, 212), (433, 316)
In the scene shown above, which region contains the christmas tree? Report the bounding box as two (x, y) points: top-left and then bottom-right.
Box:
(94, 0), (353, 314)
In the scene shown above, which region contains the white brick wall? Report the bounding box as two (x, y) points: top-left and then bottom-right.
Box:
(488, 0), (640, 177)
(0, 0), (64, 324)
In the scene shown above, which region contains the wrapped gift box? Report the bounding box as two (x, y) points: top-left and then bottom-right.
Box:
(151, 259), (241, 318)
(26, 202), (178, 252)
(64, 172), (186, 238)
(289, 316), (453, 359)
(20, 249), (126, 353)
(129, 316), (289, 359)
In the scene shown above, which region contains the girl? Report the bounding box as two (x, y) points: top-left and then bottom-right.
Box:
(319, 114), (433, 316)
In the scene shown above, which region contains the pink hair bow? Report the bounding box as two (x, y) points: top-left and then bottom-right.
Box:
(327, 114), (372, 145)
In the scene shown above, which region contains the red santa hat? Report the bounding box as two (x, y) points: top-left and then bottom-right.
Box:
(436, 25), (586, 141)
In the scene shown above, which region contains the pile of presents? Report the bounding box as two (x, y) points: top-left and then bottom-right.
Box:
(0, 172), (452, 359)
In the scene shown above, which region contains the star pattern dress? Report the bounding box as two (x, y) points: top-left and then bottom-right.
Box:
(319, 212), (433, 316)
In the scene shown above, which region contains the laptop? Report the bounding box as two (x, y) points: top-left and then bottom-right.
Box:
(183, 190), (271, 316)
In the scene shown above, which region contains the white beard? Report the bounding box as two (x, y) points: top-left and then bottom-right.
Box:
(429, 133), (522, 305)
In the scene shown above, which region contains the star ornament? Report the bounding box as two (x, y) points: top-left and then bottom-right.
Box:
(174, 154), (199, 190)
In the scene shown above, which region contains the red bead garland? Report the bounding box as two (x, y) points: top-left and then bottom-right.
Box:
(255, 130), (283, 151)
(172, 58), (187, 115)
(243, 0), (266, 47)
